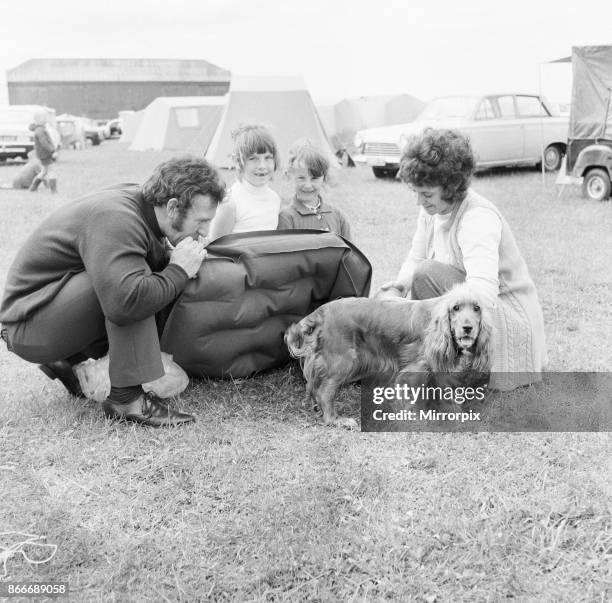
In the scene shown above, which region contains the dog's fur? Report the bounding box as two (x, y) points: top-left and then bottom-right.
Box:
(284, 283), (493, 428)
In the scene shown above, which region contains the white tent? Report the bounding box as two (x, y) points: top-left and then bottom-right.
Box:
(119, 110), (144, 145)
(332, 94), (424, 144)
(205, 76), (336, 168)
(316, 104), (337, 139)
(129, 96), (226, 152)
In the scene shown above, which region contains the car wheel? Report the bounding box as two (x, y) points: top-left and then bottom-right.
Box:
(582, 168), (611, 201)
(543, 145), (563, 171)
(92, 135), (101, 146)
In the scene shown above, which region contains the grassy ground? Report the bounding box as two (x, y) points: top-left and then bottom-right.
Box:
(0, 143), (610, 601)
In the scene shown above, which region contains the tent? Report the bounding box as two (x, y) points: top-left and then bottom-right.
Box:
(119, 110), (144, 144)
(205, 76), (336, 168)
(316, 104), (337, 139)
(568, 46), (612, 140)
(322, 94), (424, 146)
(129, 96), (226, 152)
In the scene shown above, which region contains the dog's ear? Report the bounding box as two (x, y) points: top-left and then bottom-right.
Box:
(472, 306), (493, 373)
(285, 323), (304, 354)
(285, 310), (322, 358)
(422, 298), (456, 372)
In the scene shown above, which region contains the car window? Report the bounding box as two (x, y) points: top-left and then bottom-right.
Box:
(516, 95), (550, 117)
(418, 96), (478, 119)
(475, 98), (497, 120)
(496, 96), (516, 119)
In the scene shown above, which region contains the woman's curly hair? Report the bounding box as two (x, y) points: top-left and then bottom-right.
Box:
(398, 128), (475, 204)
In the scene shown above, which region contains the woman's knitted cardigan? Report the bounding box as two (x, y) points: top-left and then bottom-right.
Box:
(422, 189), (547, 390)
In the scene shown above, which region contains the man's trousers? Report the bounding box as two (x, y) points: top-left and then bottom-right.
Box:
(3, 271), (164, 386)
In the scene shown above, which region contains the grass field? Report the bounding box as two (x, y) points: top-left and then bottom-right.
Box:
(0, 142), (611, 601)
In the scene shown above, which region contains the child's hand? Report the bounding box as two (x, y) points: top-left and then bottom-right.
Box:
(169, 237), (207, 279)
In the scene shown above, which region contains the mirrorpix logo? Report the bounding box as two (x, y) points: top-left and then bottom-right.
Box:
(369, 384), (486, 424)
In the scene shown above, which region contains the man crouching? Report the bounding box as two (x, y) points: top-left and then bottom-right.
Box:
(0, 156), (226, 427)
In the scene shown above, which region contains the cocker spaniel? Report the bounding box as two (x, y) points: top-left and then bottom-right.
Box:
(285, 283), (492, 428)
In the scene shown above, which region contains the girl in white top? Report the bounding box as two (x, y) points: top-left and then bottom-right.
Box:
(209, 125), (282, 240)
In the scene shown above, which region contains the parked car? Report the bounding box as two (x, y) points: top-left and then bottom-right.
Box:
(96, 120), (112, 139)
(564, 45), (612, 201)
(353, 94), (569, 178)
(0, 105), (59, 161)
(82, 118), (104, 146)
(56, 114), (87, 149)
(107, 118), (122, 137)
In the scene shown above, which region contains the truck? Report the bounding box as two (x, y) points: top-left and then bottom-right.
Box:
(564, 45), (612, 201)
(353, 93), (569, 178)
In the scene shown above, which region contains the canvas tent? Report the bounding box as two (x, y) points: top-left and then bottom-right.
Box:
(119, 110), (143, 145)
(545, 46), (612, 139)
(129, 96), (226, 152)
(205, 76), (336, 168)
(320, 94), (424, 146)
(568, 46), (612, 140)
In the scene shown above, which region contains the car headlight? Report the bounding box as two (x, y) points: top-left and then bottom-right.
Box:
(354, 134), (363, 149)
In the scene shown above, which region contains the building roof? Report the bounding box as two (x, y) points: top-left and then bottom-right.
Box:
(7, 58), (231, 83)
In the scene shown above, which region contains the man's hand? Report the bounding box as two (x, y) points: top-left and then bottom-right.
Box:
(169, 237), (207, 279)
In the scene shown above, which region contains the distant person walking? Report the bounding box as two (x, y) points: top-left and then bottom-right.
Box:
(29, 111), (58, 193)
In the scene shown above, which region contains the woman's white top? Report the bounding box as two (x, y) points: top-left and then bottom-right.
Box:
(407, 207), (502, 306)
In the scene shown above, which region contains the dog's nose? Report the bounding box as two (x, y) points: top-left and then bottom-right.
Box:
(462, 325), (472, 334)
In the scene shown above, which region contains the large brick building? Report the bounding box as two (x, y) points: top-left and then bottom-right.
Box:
(6, 58), (231, 119)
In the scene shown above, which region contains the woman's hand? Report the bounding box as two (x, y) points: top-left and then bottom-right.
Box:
(374, 281), (407, 299)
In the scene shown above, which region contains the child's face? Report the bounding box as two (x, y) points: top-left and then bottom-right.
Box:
(242, 152), (275, 187)
(293, 163), (324, 205)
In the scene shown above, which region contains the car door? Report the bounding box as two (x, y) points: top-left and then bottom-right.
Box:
(516, 95), (550, 162)
(467, 95), (524, 166)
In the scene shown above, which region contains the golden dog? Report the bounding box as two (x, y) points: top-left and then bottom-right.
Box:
(285, 283), (492, 428)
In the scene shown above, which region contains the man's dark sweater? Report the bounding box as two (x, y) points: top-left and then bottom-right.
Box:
(0, 184), (189, 326)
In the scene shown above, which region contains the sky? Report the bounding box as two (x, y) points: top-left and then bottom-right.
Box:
(0, 0), (610, 106)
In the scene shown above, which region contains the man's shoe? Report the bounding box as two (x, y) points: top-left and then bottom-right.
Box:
(102, 392), (195, 427)
(39, 360), (84, 397)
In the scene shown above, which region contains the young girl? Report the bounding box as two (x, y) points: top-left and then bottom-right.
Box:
(208, 125), (281, 240)
(277, 141), (352, 240)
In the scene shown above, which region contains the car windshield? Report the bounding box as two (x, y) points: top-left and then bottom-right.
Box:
(418, 96), (478, 120)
